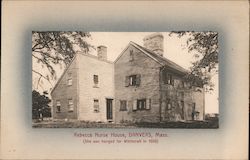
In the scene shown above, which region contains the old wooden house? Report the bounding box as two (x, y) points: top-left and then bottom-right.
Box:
(114, 33), (205, 123)
(51, 33), (205, 123)
(51, 46), (114, 122)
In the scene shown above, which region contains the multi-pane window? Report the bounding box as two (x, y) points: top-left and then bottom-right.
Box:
(133, 99), (151, 111)
(67, 73), (72, 86)
(120, 100), (127, 111)
(125, 74), (141, 87)
(56, 101), (61, 112)
(137, 99), (146, 110)
(68, 99), (74, 112)
(93, 99), (99, 112)
(166, 74), (174, 85)
(129, 75), (137, 86)
(163, 72), (174, 85)
(93, 75), (98, 86)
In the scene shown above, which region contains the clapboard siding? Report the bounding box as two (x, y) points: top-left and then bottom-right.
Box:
(78, 54), (114, 122)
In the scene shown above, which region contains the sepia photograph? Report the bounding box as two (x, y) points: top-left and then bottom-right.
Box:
(32, 32), (219, 128)
(2, 1), (248, 159)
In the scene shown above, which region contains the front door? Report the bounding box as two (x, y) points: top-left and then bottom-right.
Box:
(106, 99), (113, 120)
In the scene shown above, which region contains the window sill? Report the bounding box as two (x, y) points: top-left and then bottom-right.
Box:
(93, 85), (99, 88)
(68, 110), (74, 112)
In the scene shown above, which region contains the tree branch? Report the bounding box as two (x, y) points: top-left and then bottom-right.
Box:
(32, 69), (53, 87)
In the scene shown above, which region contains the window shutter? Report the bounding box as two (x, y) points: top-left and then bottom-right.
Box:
(125, 76), (129, 87)
(132, 100), (137, 111)
(136, 74), (141, 86)
(146, 99), (151, 110)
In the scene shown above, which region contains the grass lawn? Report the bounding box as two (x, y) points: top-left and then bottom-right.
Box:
(32, 117), (218, 128)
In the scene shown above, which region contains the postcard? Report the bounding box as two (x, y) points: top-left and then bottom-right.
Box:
(1, 1), (248, 159)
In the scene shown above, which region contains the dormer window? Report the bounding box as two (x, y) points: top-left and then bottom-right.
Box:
(129, 50), (134, 61)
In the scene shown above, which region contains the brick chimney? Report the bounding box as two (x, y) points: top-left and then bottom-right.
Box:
(143, 33), (164, 56)
(97, 45), (107, 60)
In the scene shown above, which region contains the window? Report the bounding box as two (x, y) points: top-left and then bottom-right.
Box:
(56, 101), (61, 112)
(129, 50), (134, 61)
(129, 75), (137, 86)
(125, 74), (141, 87)
(163, 72), (174, 85)
(93, 75), (98, 87)
(133, 99), (151, 111)
(120, 100), (127, 111)
(67, 73), (72, 86)
(68, 99), (74, 112)
(166, 74), (174, 85)
(93, 99), (99, 112)
(137, 99), (146, 110)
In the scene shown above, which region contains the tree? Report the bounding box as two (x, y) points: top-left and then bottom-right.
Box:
(32, 90), (52, 120)
(32, 31), (93, 91)
(169, 31), (218, 92)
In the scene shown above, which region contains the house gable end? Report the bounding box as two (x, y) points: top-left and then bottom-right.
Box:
(114, 42), (163, 67)
(50, 55), (78, 96)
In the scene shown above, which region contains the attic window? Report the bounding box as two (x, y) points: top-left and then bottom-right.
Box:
(129, 50), (134, 61)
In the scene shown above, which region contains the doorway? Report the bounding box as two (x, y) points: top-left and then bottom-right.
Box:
(106, 99), (113, 121)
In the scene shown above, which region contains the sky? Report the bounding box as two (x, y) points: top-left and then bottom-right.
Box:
(33, 32), (219, 114)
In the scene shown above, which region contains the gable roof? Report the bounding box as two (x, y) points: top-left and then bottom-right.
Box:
(115, 41), (189, 74)
(50, 52), (113, 95)
(50, 55), (77, 95)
